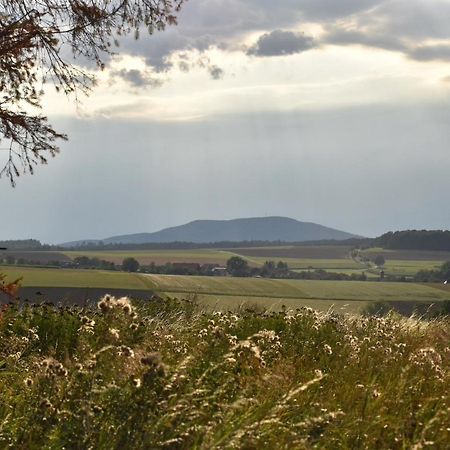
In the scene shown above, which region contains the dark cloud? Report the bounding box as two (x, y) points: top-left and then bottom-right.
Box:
(324, 28), (408, 53)
(112, 69), (165, 88)
(323, 1), (450, 61)
(69, 1), (450, 78)
(112, 0), (381, 72)
(247, 30), (316, 57)
(208, 65), (225, 80)
(409, 44), (450, 62)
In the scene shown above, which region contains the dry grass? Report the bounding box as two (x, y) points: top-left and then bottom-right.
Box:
(0, 298), (449, 449)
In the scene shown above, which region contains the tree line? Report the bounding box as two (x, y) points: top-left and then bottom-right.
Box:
(372, 230), (450, 251)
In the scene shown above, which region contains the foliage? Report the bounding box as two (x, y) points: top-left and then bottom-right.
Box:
(374, 255), (386, 267)
(0, 239), (43, 250)
(226, 256), (249, 277)
(122, 257), (140, 273)
(0, 0), (185, 185)
(415, 261), (450, 283)
(0, 273), (21, 298)
(374, 230), (450, 252)
(0, 298), (449, 448)
(74, 256), (116, 270)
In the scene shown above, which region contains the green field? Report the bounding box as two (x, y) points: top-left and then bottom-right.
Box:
(2, 267), (449, 313)
(63, 249), (361, 270)
(1, 267), (149, 290)
(63, 249), (238, 265)
(381, 260), (442, 276)
(60, 246), (450, 277)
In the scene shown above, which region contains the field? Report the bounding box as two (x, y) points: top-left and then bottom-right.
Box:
(360, 247), (450, 261)
(3, 245), (449, 279)
(0, 267), (149, 290)
(63, 249), (237, 266)
(58, 245), (450, 276)
(0, 299), (448, 448)
(1, 267), (450, 314)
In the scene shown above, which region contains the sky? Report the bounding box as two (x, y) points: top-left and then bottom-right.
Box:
(1, 0), (450, 244)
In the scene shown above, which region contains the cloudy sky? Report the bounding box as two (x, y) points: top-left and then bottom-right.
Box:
(1, 0), (450, 243)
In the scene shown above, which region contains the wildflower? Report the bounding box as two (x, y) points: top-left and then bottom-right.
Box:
(109, 328), (120, 340)
(132, 378), (142, 388)
(116, 297), (135, 316)
(198, 328), (208, 338)
(98, 295), (112, 313)
(323, 344), (333, 355)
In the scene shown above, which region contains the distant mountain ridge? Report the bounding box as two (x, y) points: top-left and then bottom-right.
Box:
(61, 217), (360, 247)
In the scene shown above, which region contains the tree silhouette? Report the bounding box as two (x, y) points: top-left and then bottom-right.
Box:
(0, 0), (185, 185)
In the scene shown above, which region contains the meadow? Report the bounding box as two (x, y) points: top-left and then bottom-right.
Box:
(0, 297), (448, 449)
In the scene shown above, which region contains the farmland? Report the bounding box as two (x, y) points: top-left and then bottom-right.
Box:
(63, 249), (237, 266)
(1, 266), (449, 314)
(60, 245), (449, 276)
(3, 244), (450, 278)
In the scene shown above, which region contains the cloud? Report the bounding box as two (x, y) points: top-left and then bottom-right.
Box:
(247, 30), (316, 57)
(324, 28), (408, 53)
(323, 1), (450, 61)
(208, 65), (225, 80)
(70, 0), (450, 82)
(113, 0), (380, 72)
(409, 44), (450, 62)
(111, 69), (165, 88)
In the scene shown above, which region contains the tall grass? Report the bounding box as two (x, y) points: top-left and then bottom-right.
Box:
(0, 297), (448, 449)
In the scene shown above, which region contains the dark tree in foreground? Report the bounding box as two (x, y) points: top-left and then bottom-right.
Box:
(122, 257), (140, 272)
(0, 0), (185, 185)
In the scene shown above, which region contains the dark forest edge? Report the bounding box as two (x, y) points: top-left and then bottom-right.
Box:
(2, 229), (450, 252)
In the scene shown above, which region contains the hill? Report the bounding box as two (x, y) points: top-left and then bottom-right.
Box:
(63, 217), (359, 246)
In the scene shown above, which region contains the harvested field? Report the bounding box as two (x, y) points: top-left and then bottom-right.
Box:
(233, 245), (352, 259)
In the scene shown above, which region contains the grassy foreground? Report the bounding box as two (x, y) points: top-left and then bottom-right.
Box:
(0, 298), (449, 449)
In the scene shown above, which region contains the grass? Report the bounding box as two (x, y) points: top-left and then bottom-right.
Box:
(381, 260), (442, 277)
(1, 267), (450, 314)
(61, 247), (449, 277)
(166, 293), (367, 314)
(63, 249), (239, 266)
(242, 257), (362, 270)
(141, 274), (450, 303)
(0, 298), (448, 448)
(0, 267), (150, 290)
